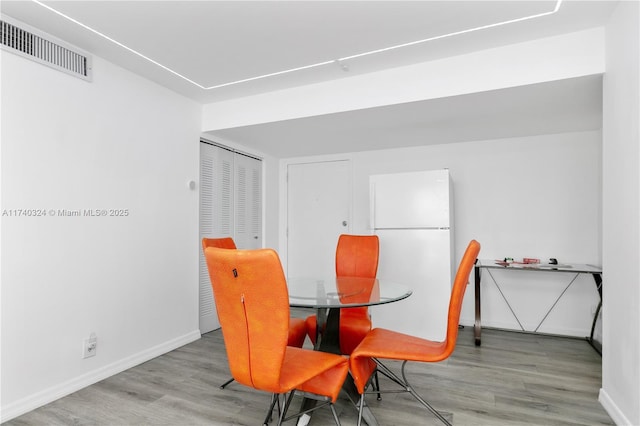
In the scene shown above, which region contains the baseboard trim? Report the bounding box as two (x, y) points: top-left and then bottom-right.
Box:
(0, 330), (201, 423)
(599, 388), (633, 426)
(459, 317), (592, 338)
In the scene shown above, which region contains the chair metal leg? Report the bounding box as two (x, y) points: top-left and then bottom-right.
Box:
(329, 404), (341, 426)
(277, 391), (305, 426)
(399, 361), (452, 426)
(374, 360), (407, 388)
(279, 391), (342, 426)
(404, 386), (452, 426)
(276, 393), (292, 426)
(263, 394), (279, 426)
(363, 359), (452, 426)
(373, 371), (382, 401)
(219, 377), (234, 389)
(357, 394), (365, 426)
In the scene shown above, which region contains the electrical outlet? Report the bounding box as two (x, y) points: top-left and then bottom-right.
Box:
(83, 333), (97, 358)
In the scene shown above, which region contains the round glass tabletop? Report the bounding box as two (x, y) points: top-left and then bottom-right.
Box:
(287, 276), (412, 309)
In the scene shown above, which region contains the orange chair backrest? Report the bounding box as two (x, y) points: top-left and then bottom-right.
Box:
(203, 247), (290, 392)
(444, 239), (481, 354)
(202, 237), (237, 250)
(335, 234), (379, 278)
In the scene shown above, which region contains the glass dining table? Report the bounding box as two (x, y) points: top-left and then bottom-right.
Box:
(287, 276), (412, 426)
(288, 276), (412, 353)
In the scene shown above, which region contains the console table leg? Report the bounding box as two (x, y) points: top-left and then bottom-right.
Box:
(587, 273), (603, 355)
(474, 264), (482, 346)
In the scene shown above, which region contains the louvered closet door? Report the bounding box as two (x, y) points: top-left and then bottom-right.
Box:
(199, 143), (234, 333)
(199, 142), (263, 333)
(233, 153), (262, 249)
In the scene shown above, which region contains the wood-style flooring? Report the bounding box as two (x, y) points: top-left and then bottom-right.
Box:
(6, 320), (613, 426)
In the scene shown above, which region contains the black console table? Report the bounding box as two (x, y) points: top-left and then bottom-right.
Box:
(474, 259), (602, 354)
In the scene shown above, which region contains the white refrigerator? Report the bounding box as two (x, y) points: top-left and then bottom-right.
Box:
(369, 169), (454, 341)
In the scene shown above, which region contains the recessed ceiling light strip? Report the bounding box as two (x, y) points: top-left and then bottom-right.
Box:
(31, 0), (562, 91)
(32, 0), (207, 89)
(340, 0), (563, 61)
(206, 59), (337, 89)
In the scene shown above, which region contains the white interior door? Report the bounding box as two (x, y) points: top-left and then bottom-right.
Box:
(287, 160), (350, 277)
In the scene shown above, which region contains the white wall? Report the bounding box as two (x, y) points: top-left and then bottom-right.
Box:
(280, 131), (602, 337)
(600, 1), (640, 425)
(0, 52), (202, 420)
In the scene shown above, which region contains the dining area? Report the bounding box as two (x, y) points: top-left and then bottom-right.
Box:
(4, 232), (613, 426)
(4, 261), (611, 426)
(200, 234), (481, 426)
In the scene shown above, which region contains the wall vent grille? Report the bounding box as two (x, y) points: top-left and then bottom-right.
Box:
(1, 16), (92, 81)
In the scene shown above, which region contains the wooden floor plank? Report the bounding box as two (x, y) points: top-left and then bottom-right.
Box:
(6, 326), (612, 425)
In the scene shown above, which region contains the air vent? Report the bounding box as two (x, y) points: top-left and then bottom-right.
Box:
(1, 15), (92, 81)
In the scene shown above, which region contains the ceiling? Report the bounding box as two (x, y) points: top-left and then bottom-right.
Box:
(1, 1), (616, 157)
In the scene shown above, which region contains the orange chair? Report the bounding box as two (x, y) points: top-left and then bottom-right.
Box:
(202, 237), (237, 250)
(349, 240), (481, 426)
(202, 237), (307, 390)
(204, 246), (349, 425)
(305, 234), (379, 354)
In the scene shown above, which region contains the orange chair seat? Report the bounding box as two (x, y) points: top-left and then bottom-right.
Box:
(354, 328), (448, 362)
(279, 348), (349, 403)
(228, 340), (349, 405)
(350, 328), (448, 394)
